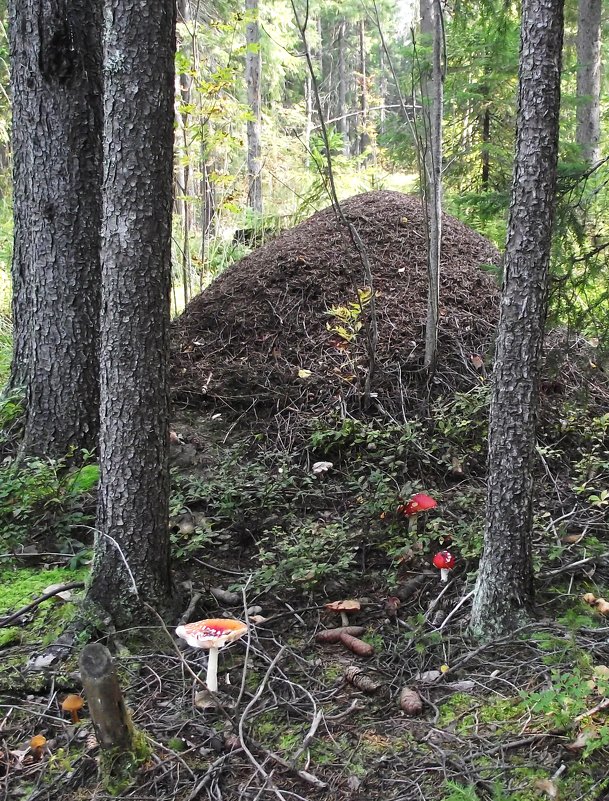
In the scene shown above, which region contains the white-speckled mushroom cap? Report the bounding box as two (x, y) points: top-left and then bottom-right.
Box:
(175, 618), (248, 649)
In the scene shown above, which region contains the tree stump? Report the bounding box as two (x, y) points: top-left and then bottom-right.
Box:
(79, 643), (134, 751)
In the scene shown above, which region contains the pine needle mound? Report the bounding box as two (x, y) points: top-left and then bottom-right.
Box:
(172, 190), (501, 419)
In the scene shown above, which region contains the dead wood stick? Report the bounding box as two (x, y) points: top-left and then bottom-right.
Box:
(178, 592), (202, 626)
(574, 696), (609, 722)
(79, 643), (134, 751)
(257, 743), (328, 790)
(0, 582), (85, 628)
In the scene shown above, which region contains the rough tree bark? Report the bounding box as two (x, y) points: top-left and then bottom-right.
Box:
(575, 0), (601, 165)
(470, 0), (564, 640)
(246, 0), (263, 213)
(86, 0), (176, 625)
(177, 0), (193, 304)
(421, 0), (444, 371)
(8, 0), (102, 457)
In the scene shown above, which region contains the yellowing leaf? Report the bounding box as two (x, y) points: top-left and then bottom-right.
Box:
(534, 778), (558, 799)
(297, 369), (312, 379)
(565, 728), (596, 751)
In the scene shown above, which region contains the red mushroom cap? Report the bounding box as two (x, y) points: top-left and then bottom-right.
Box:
(432, 550), (455, 570)
(399, 493), (437, 517)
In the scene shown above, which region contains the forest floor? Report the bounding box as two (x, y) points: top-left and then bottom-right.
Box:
(2, 191), (609, 800)
(2, 423), (609, 801)
(3, 381), (609, 801)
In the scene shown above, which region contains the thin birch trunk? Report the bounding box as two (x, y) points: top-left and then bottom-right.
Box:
(304, 71), (313, 164)
(337, 19), (348, 154)
(575, 0), (601, 164)
(358, 19), (370, 160)
(246, 0), (263, 213)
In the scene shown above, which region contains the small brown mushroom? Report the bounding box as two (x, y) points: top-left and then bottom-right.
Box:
(594, 598), (609, 615)
(29, 734), (47, 761)
(325, 599), (361, 627)
(61, 694), (84, 724)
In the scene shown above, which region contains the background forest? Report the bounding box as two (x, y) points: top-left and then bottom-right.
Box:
(0, 0), (606, 339)
(2, 1), (609, 801)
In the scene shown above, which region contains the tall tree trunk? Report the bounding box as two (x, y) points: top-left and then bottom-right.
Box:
(178, 0), (192, 304)
(575, 0), (601, 164)
(316, 16), (328, 119)
(358, 19), (370, 159)
(337, 19), (348, 154)
(470, 0), (564, 641)
(422, 0), (444, 371)
(246, 0), (263, 213)
(86, 0), (176, 626)
(481, 105), (491, 189)
(200, 150), (215, 291)
(8, 0), (102, 457)
(379, 46), (387, 138)
(480, 65), (491, 189)
(304, 71), (313, 164)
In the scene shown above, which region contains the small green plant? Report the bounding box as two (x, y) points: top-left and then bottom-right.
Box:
(442, 782), (514, 801)
(0, 390), (23, 447)
(0, 453), (99, 553)
(522, 664), (609, 756)
(171, 518), (218, 560)
(0, 318), (11, 389)
(326, 287), (373, 343)
(442, 783), (482, 801)
(254, 522), (359, 592)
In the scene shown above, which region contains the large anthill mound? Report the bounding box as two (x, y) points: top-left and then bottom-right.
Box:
(172, 191), (501, 418)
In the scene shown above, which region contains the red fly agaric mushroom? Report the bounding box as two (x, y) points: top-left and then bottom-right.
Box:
(399, 492), (437, 518)
(398, 492), (438, 537)
(325, 599), (361, 627)
(175, 618), (248, 693)
(432, 550), (455, 582)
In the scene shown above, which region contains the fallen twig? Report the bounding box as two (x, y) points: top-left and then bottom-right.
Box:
(438, 589), (475, 630)
(177, 592), (202, 626)
(574, 696), (609, 722)
(0, 582), (85, 628)
(541, 551), (609, 578)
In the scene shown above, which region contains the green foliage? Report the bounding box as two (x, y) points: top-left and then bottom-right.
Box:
(442, 781), (522, 801)
(0, 313), (10, 388)
(523, 665), (609, 757)
(442, 783), (483, 801)
(170, 517), (218, 561)
(0, 390), (22, 445)
(0, 565), (88, 645)
(254, 521), (358, 591)
(0, 453), (98, 553)
(99, 726), (152, 795)
(171, 445), (317, 524)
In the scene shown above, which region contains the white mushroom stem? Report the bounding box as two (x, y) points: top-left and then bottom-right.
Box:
(340, 612), (349, 627)
(440, 568), (450, 582)
(206, 647), (220, 692)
